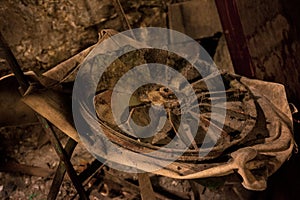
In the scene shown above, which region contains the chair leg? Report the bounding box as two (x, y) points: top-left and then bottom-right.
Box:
(47, 138), (77, 200)
(37, 115), (89, 200)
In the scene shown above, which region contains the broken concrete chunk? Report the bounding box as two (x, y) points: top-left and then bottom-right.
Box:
(213, 34), (234, 73)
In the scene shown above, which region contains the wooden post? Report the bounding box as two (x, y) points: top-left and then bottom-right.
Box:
(215, 0), (255, 78)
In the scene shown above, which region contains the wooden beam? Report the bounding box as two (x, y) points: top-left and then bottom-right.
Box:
(215, 0), (255, 78)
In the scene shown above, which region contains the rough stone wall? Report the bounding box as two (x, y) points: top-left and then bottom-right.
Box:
(237, 0), (300, 105)
(0, 0), (168, 75)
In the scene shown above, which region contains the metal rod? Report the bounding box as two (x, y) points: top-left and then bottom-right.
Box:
(112, 0), (136, 39)
(48, 138), (77, 200)
(37, 116), (89, 200)
(0, 31), (29, 92)
(112, 0), (132, 30)
(215, 0), (255, 78)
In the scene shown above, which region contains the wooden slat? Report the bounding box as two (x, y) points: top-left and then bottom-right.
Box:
(138, 173), (156, 200)
(22, 89), (80, 142)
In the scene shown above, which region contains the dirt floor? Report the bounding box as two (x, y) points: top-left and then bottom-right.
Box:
(0, 0), (299, 200)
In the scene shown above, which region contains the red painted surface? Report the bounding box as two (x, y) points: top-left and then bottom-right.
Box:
(215, 0), (255, 78)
